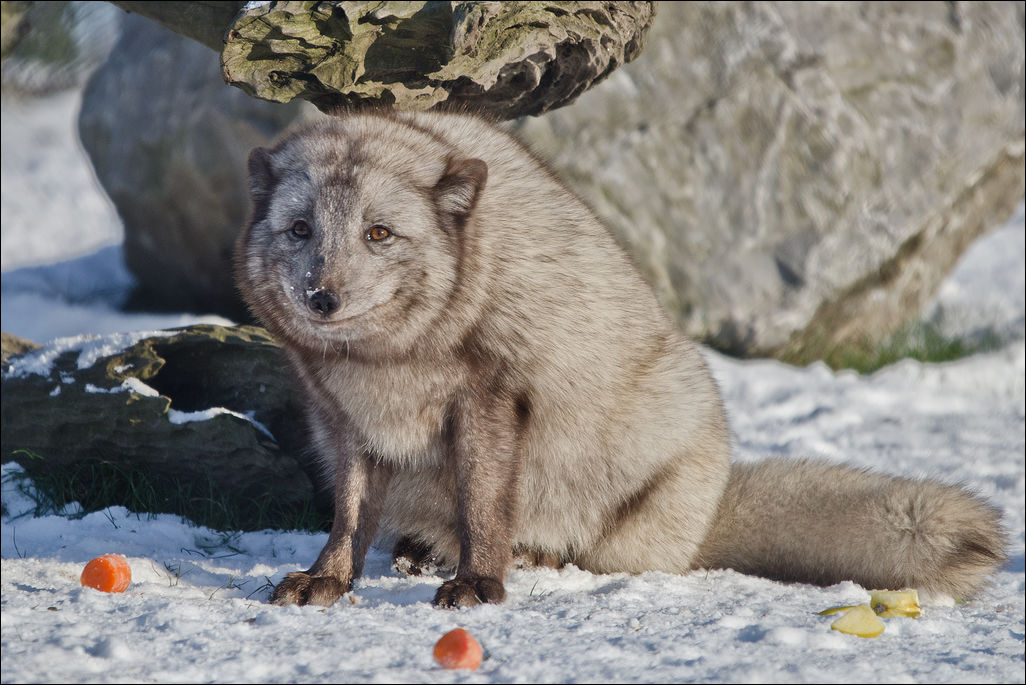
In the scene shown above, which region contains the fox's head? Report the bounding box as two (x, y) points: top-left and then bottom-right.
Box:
(234, 114), (487, 357)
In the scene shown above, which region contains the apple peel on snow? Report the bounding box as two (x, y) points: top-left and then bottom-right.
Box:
(823, 589), (921, 638)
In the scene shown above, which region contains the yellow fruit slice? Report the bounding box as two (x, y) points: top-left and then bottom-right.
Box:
(869, 589), (921, 618)
(829, 604), (885, 638)
(817, 605), (858, 616)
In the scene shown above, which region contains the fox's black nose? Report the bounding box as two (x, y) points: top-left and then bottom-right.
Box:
(307, 289), (340, 316)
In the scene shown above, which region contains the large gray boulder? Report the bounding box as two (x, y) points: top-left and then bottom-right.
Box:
(515, 1), (1025, 361)
(78, 13), (318, 319)
(80, 2), (1024, 361)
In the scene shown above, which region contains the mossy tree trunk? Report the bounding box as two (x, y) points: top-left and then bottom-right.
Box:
(2, 326), (331, 531)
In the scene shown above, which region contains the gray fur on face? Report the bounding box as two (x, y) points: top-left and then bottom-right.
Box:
(234, 110), (1005, 609)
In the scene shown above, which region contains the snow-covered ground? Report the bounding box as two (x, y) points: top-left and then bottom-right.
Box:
(1, 89), (1024, 683)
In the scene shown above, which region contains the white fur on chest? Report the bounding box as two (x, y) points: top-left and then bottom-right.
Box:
(316, 356), (465, 463)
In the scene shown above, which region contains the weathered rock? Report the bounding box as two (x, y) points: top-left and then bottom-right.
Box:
(0, 324), (329, 531)
(110, 1), (245, 52)
(514, 1), (1026, 361)
(220, 1), (656, 119)
(78, 13), (318, 318)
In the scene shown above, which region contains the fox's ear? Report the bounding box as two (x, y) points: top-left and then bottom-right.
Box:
(434, 157), (488, 224)
(247, 147), (276, 199)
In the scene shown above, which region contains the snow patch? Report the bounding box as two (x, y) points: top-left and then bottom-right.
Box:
(4, 330), (177, 378)
(167, 408), (275, 440)
(83, 377), (161, 398)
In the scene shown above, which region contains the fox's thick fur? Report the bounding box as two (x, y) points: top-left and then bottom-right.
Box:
(234, 109), (1005, 609)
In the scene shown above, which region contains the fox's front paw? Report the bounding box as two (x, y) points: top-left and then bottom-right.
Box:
(270, 571), (351, 607)
(433, 576), (506, 608)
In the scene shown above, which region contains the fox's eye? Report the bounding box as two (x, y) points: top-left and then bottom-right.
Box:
(367, 225), (392, 242)
(290, 220), (310, 239)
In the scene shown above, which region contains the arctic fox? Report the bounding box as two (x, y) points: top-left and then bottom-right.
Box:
(234, 109), (1005, 608)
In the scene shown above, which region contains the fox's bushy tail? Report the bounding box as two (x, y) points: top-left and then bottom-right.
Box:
(694, 459), (1007, 598)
